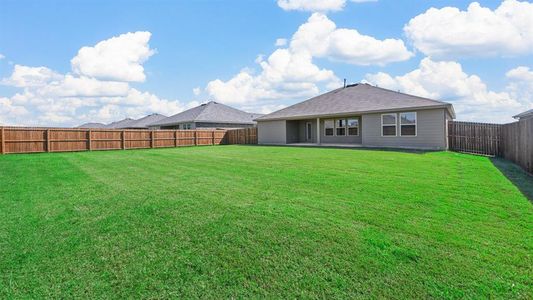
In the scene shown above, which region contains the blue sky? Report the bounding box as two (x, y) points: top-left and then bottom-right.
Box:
(0, 0), (532, 126)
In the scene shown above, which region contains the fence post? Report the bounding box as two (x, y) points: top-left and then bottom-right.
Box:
(194, 130), (197, 146)
(46, 129), (51, 152)
(174, 130), (178, 147)
(88, 129), (92, 151)
(0, 127), (4, 154)
(225, 130), (228, 145)
(122, 130), (126, 150)
(212, 130), (215, 145)
(151, 130), (155, 148)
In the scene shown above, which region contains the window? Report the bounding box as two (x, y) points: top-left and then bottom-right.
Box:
(400, 112), (417, 136)
(381, 113), (397, 136)
(324, 119), (334, 136)
(347, 118), (359, 136)
(336, 119), (346, 136)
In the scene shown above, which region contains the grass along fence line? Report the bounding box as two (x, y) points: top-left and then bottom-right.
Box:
(448, 121), (502, 156)
(0, 127), (257, 154)
(448, 119), (533, 174)
(0, 146), (531, 298)
(501, 118), (533, 174)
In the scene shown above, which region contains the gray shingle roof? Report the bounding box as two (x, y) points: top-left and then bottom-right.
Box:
(76, 122), (106, 128)
(513, 109), (533, 120)
(257, 83), (455, 121)
(104, 118), (137, 129)
(151, 101), (262, 126)
(124, 113), (167, 128)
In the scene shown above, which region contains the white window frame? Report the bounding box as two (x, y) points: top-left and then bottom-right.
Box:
(347, 118), (359, 136)
(399, 112), (417, 137)
(381, 113), (397, 137)
(324, 119), (334, 136)
(335, 119), (347, 136)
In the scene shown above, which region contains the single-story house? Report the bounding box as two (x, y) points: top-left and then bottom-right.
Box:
(149, 101), (262, 130)
(121, 113), (168, 129)
(255, 83), (455, 150)
(104, 118), (137, 129)
(513, 109), (533, 120)
(76, 122), (106, 128)
(81, 114), (167, 130)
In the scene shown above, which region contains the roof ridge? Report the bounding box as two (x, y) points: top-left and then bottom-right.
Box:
(257, 83), (455, 121)
(257, 87), (344, 118)
(150, 101), (258, 126)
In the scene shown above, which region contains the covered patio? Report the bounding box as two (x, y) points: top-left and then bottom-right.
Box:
(285, 116), (362, 145)
(286, 142), (363, 148)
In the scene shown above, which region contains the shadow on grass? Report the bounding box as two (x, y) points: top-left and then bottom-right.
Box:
(491, 157), (533, 203)
(242, 144), (436, 155)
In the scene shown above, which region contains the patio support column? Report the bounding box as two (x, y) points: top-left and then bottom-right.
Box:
(316, 117), (320, 145)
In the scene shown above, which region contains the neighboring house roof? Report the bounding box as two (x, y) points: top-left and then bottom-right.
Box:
(152, 101), (262, 126)
(124, 113), (168, 128)
(513, 109), (533, 120)
(76, 122), (106, 128)
(256, 83), (455, 121)
(104, 118), (137, 129)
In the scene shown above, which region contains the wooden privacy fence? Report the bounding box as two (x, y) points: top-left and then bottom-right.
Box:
(448, 121), (502, 156)
(501, 118), (533, 174)
(225, 127), (258, 144)
(448, 119), (533, 174)
(0, 127), (258, 155)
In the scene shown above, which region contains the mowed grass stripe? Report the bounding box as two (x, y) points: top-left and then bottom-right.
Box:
(0, 146), (531, 298)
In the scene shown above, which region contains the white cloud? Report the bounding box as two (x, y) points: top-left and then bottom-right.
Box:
(206, 49), (339, 104)
(121, 88), (184, 117)
(364, 58), (527, 122)
(0, 96), (29, 125)
(1, 65), (63, 87)
(506, 66), (533, 83)
(205, 13), (411, 104)
(277, 0), (345, 12)
(275, 38), (288, 47)
(3, 82), (186, 126)
(291, 13), (413, 65)
(38, 75), (130, 98)
(192, 87), (201, 96)
(0, 32), (192, 127)
(506, 66), (533, 113)
(242, 103), (288, 114)
(404, 0), (533, 58)
(0, 53), (5, 60)
(71, 31), (155, 82)
(277, 0), (376, 11)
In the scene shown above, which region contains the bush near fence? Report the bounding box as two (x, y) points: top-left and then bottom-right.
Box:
(0, 127), (257, 155)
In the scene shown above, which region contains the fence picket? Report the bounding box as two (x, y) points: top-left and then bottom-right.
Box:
(448, 120), (532, 174)
(0, 127), (257, 155)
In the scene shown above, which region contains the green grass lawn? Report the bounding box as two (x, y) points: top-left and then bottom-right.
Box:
(0, 146), (532, 299)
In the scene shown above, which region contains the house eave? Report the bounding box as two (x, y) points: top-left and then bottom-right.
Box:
(256, 104), (455, 122)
